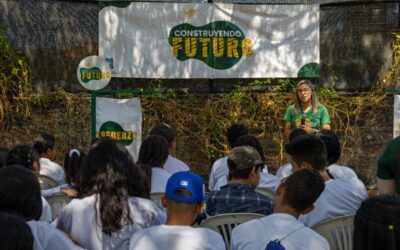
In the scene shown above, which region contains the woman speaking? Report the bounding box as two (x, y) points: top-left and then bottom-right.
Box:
(283, 80), (331, 139)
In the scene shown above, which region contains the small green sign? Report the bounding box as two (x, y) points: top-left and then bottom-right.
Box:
(97, 121), (136, 146)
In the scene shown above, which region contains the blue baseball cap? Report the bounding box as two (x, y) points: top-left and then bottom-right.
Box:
(166, 171), (208, 203)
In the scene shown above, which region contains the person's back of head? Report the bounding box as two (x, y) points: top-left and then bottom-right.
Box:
(0, 212), (34, 250)
(285, 134), (327, 172)
(137, 135), (169, 167)
(354, 195), (400, 250)
(227, 146), (265, 187)
(150, 122), (177, 148)
(288, 128), (307, 142)
(32, 133), (55, 156)
(163, 171), (207, 225)
(318, 129), (340, 165)
(278, 168), (325, 215)
(0, 165), (42, 221)
(227, 124), (249, 149)
(80, 138), (149, 235)
(6, 145), (40, 172)
(0, 146), (9, 169)
(64, 148), (85, 186)
(234, 135), (265, 161)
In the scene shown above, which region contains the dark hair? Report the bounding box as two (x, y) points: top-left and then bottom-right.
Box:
(32, 133), (55, 155)
(318, 129), (340, 165)
(234, 135), (266, 161)
(0, 212), (34, 250)
(0, 146), (9, 169)
(281, 168), (325, 213)
(227, 158), (262, 180)
(150, 123), (176, 145)
(6, 145), (40, 171)
(289, 128), (307, 142)
(79, 138), (149, 235)
(0, 165), (42, 220)
(64, 149), (85, 186)
(354, 195), (400, 250)
(227, 124), (249, 148)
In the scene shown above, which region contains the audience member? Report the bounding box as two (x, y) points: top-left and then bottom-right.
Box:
(206, 146), (273, 216)
(0, 212), (34, 250)
(64, 148), (85, 187)
(214, 135), (279, 192)
(377, 136), (400, 194)
(129, 172), (225, 250)
(209, 124), (249, 191)
(285, 134), (368, 226)
(150, 122), (190, 174)
(56, 138), (165, 250)
(0, 165), (83, 249)
(33, 133), (65, 185)
(354, 195), (400, 250)
(0, 146), (9, 168)
(231, 169), (328, 250)
(137, 135), (171, 194)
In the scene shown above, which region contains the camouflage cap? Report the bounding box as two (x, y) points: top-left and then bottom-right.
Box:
(228, 146), (265, 170)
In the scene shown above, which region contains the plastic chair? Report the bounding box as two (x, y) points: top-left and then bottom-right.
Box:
(312, 214), (355, 250)
(46, 193), (71, 221)
(255, 187), (275, 201)
(150, 192), (164, 207)
(200, 213), (264, 250)
(37, 174), (57, 190)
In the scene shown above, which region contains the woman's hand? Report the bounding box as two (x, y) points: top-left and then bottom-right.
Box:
(299, 125), (316, 134)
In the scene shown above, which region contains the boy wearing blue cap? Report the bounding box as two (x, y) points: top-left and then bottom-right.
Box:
(129, 172), (225, 250)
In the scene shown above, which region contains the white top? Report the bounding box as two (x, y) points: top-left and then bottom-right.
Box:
(276, 163), (358, 180)
(27, 220), (84, 250)
(56, 195), (166, 250)
(129, 224), (226, 250)
(231, 213), (329, 250)
(151, 167), (172, 193)
(163, 155), (190, 174)
(39, 158), (65, 186)
(208, 156), (228, 191)
(40, 196), (52, 222)
(299, 178), (368, 227)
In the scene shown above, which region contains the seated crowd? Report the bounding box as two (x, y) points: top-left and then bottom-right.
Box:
(0, 123), (398, 250)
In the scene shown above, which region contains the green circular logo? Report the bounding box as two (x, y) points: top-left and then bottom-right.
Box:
(77, 56), (112, 90)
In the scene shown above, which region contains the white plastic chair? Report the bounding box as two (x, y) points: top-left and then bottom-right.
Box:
(255, 187), (275, 201)
(312, 214), (355, 250)
(46, 193), (71, 221)
(37, 174), (57, 190)
(199, 213), (264, 250)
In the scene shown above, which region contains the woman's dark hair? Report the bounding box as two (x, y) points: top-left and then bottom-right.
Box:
(318, 129), (340, 165)
(0, 165), (42, 221)
(0, 212), (34, 250)
(32, 133), (55, 155)
(354, 195), (400, 250)
(6, 145), (40, 171)
(234, 135), (266, 161)
(227, 124), (249, 148)
(0, 146), (9, 169)
(79, 138), (149, 236)
(137, 135), (169, 188)
(64, 149), (85, 186)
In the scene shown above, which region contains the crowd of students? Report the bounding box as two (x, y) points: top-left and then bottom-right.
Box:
(0, 121), (399, 250)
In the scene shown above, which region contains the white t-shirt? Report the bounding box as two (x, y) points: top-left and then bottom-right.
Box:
(299, 178), (368, 227)
(40, 196), (52, 222)
(208, 156), (228, 191)
(129, 224), (226, 250)
(163, 155), (190, 174)
(231, 213), (329, 250)
(56, 195), (166, 250)
(39, 158), (65, 186)
(276, 163), (358, 180)
(27, 220), (84, 250)
(151, 167), (172, 193)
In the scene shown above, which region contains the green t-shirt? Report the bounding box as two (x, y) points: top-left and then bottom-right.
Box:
(377, 136), (400, 193)
(283, 104), (331, 130)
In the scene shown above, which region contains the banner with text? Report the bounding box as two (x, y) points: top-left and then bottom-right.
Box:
(99, 3), (319, 78)
(96, 97), (142, 161)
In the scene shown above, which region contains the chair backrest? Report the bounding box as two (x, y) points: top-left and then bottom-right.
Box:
(150, 192), (164, 207)
(46, 193), (71, 221)
(255, 187), (275, 201)
(37, 174), (57, 190)
(312, 214), (355, 250)
(200, 213), (264, 250)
